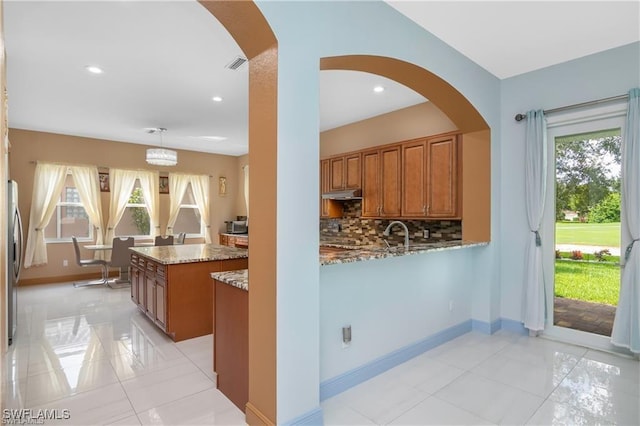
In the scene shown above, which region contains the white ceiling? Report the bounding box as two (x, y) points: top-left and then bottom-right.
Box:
(387, 1), (640, 79)
(4, 1), (638, 157)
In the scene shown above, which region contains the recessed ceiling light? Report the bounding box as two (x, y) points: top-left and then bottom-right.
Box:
(373, 85), (385, 93)
(85, 65), (104, 74)
(212, 96), (223, 102)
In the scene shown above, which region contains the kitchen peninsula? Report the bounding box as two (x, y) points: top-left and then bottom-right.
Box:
(130, 243), (248, 342)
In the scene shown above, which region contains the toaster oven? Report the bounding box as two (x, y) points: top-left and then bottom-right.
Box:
(225, 220), (248, 234)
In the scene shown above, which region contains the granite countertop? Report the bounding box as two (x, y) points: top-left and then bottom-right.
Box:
(319, 240), (489, 265)
(211, 269), (248, 291)
(219, 233), (249, 237)
(130, 243), (248, 265)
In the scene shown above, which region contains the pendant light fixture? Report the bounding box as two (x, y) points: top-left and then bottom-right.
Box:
(146, 127), (177, 166)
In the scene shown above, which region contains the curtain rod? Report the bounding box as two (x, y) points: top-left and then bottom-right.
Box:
(514, 93), (629, 122)
(28, 161), (213, 177)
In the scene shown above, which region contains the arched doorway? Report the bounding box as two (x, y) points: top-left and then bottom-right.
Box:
(321, 55), (491, 242)
(197, 2), (278, 425)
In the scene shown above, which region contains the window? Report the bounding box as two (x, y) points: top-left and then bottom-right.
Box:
(172, 183), (203, 236)
(44, 174), (92, 241)
(114, 179), (151, 237)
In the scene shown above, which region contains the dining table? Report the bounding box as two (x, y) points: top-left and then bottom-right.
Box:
(84, 241), (155, 286)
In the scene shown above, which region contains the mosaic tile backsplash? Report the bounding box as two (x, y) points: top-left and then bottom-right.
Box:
(320, 200), (462, 247)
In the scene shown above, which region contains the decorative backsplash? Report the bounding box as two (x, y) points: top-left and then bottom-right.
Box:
(320, 200), (462, 247)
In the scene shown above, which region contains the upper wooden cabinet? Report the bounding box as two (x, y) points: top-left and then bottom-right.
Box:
(362, 146), (401, 218)
(321, 131), (461, 220)
(402, 134), (460, 219)
(426, 134), (459, 218)
(330, 153), (361, 191)
(402, 139), (428, 218)
(320, 159), (343, 218)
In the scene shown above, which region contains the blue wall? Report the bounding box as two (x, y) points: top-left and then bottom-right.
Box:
(499, 42), (640, 323)
(257, 1), (502, 423)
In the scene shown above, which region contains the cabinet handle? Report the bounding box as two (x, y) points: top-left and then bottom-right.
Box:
(422, 205), (426, 214)
(426, 205), (430, 215)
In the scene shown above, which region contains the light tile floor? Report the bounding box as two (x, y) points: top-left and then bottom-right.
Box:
(322, 331), (640, 425)
(3, 282), (639, 425)
(2, 282), (245, 425)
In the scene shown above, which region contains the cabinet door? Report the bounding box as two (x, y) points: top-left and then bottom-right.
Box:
(361, 150), (380, 217)
(380, 146), (402, 217)
(426, 135), (459, 218)
(320, 159), (342, 218)
(402, 140), (427, 217)
(155, 281), (166, 330)
(329, 157), (345, 191)
(131, 266), (139, 304)
(344, 153), (361, 189)
(145, 274), (156, 320)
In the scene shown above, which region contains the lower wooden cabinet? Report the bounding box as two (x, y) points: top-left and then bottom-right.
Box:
(219, 234), (248, 248)
(130, 253), (247, 341)
(213, 280), (248, 412)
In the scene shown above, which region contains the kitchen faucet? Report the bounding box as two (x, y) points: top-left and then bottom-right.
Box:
(383, 221), (409, 249)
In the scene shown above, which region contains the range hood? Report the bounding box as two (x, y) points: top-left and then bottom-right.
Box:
(321, 188), (362, 200)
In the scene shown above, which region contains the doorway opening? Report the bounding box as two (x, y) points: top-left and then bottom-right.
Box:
(553, 128), (622, 336)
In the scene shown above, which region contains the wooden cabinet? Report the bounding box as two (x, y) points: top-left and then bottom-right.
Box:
(130, 253), (248, 341)
(320, 158), (343, 218)
(321, 131), (461, 220)
(402, 139), (427, 217)
(426, 134), (459, 218)
(219, 234), (248, 248)
(329, 153), (361, 191)
(401, 134), (460, 219)
(214, 280), (248, 412)
(362, 146), (401, 217)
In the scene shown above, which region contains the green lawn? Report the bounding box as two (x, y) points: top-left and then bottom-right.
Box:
(555, 222), (621, 247)
(555, 260), (620, 305)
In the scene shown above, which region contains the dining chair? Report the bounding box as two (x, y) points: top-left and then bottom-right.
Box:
(176, 232), (186, 245)
(72, 236), (109, 288)
(108, 237), (135, 286)
(154, 235), (174, 246)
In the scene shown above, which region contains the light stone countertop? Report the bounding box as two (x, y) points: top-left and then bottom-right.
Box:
(130, 243), (248, 265)
(319, 240), (489, 265)
(211, 269), (248, 291)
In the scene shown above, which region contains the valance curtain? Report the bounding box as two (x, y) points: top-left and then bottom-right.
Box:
(243, 165), (249, 225)
(69, 166), (104, 259)
(190, 174), (212, 243)
(611, 88), (640, 353)
(23, 163), (68, 268)
(165, 173), (191, 235)
(522, 110), (548, 334)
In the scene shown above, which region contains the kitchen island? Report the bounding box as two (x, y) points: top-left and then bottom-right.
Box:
(211, 269), (249, 412)
(130, 244), (248, 342)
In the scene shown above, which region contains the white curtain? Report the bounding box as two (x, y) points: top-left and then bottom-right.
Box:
(611, 88), (640, 353)
(105, 169), (139, 245)
(69, 166), (105, 259)
(137, 170), (160, 237)
(23, 163), (68, 268)
(243, 165), (249, 225)
(190, 174), (212, 243)
(522, 110), (548, 334)
(165, 173), (191, 235)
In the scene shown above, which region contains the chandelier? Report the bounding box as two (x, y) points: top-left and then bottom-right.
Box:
(146, 128), (177, 166)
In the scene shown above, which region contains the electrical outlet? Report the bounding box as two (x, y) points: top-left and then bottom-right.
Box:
(423, 229), (430, 239)
(63, 259), (68, 267)
(342, 325), (351, 348)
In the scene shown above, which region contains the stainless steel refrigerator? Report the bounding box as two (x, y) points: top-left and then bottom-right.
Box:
(8, 180), (23, 345)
